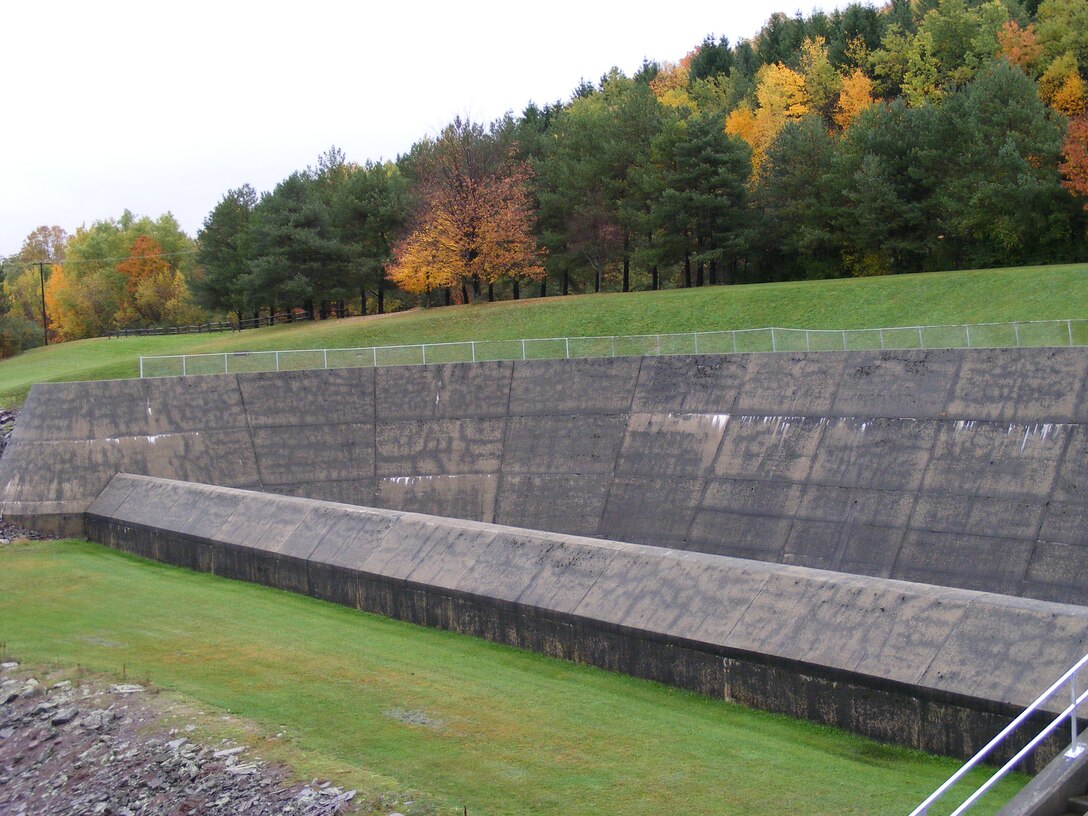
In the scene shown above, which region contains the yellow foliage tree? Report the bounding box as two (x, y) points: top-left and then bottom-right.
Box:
(726, 63), (808, 177)
(755, 62), (809, 118)
(834, 69), (879, 130)
(1040, 53), (1086, 116)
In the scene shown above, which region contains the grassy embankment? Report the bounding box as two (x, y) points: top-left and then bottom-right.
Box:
(1, 263), (1085, 407)
(0, 540), (1023, 816)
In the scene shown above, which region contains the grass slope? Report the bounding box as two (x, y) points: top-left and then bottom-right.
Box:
(1, 262), (1085, 407)
(0, 540), (1023, 816)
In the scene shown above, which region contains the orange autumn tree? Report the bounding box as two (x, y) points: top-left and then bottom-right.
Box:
(388, 118), (545, 302)
(114, 235), (195, 327)
(1060, 115), (1088, 208)
(997, 20), (1042, 70)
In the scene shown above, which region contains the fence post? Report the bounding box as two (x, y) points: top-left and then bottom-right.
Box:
(656, 334), (661, 356)
(965, 325), (972, 348)
(1069, 320), (1075, 347)
(806, 331), (811, 352)
(223, 353), (228, 375)
(610, 336), (616, 357)
(918, 327), (924, 349)
(1014, 322), (1021, 347)
(694, 332), (700, 354)
(879, 329), (885, 350)
(771, 328), (777, 352)
(841, 330), (846, 350)
(471, 341), (476, 363)
(275, 351), (280, 372)
(732, 331), (737, 354)
(139, 357), (144, 378)
(422, 344), (427, 365)
(521, 339), (526, 360)
(323, 349), (328, 369)
(182, 356), (187, 377)
(565, 338), (569, 359)
(372, 347), (378, 367)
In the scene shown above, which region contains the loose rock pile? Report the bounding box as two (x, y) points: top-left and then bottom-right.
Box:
(0, 410), (51, 544)
(0, 408), (15, 460)
(0, 664), (357, 815)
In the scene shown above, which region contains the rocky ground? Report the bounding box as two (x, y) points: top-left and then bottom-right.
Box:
(0, 664), (360, 815)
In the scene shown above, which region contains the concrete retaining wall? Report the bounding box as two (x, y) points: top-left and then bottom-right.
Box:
(3, 348), (1087, 603)
(85, 474), (1088, 768)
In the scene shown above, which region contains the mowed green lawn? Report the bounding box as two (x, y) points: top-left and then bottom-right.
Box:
(1, 263), (1085, 407)
(0, 540), (1024, 816)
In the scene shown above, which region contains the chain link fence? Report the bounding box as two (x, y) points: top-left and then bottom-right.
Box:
(139, 319), (1088, 378)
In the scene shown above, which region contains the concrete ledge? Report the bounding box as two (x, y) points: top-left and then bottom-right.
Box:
(85, 474), (1088, 769)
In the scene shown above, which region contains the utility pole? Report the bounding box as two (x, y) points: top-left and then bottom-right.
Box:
(38, 261), (49, 345)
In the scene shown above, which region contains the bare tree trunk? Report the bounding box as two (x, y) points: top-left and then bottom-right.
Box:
(651, 265), (659, 291)
(684, 253), (692, 288)
(360, 288), (367, 316)
(513, 279), (520, 300)
(377, 279), (385, 314)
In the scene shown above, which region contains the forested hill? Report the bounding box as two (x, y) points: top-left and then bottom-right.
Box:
(2, 0), (1087, 353)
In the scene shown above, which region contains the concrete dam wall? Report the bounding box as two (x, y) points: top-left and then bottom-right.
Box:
(3, 347), (1086, 604)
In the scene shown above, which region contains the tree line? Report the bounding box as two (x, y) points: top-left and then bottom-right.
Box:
(2, 0), (1087, 354)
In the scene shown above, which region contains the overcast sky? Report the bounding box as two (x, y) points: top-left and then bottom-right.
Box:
(2, 1), (854, 257)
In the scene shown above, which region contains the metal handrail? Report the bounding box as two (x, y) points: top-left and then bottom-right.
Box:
(137, 318), (1087, 378)
(909, 650), (1088, 816)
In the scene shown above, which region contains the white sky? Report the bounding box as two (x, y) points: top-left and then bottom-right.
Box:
(2, 0), (852, 256)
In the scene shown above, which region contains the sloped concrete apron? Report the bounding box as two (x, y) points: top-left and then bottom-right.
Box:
(86, 473), (1088, 771)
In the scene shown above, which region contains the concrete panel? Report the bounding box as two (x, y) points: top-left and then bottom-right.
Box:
(687, 509), (793, 561)
(298, 504), (402, 568)
(501, 414), (627, 475)
(920, 598), (1088, 707)
(614, 413), (728, 478)
(831, 351), (961, 419)
(1022, 541), (1088, 605)
(631, 355), (748, 414)
(893, 530), (1036, 595)
(783, 519), (904, 577)
(598, 476), (703, 546)
(375, 361), (512, 421)
(9, 380), (156, 441)
(711, 415), (825, 483)
(493, 474), (609, 536)
(238, 368), (375, 427)
(1037, 502), (1088, 548)
(947, 348), (1088, 424)
(921, 421), (1067, 500)
(794, 485), (914, 528)
(374, 473), (498, 524)
(375, 418), (504, 476)
(215, 492), (314, 556)
(507, 357), (641, 416)
(734, 353), (846, 416)
(807, 418), (937, 491)
(251, 423), (375, 485)
(264, 480), (377, 508)
(146, 376), (250, 434)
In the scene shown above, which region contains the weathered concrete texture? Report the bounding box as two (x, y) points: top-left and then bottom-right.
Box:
(4, 348), (1088, 604)
(86, 474), (1088, 768)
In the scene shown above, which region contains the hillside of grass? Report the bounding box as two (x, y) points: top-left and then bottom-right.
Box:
(1, 263), (1084, 407)
(0, 540), (1023, 816)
